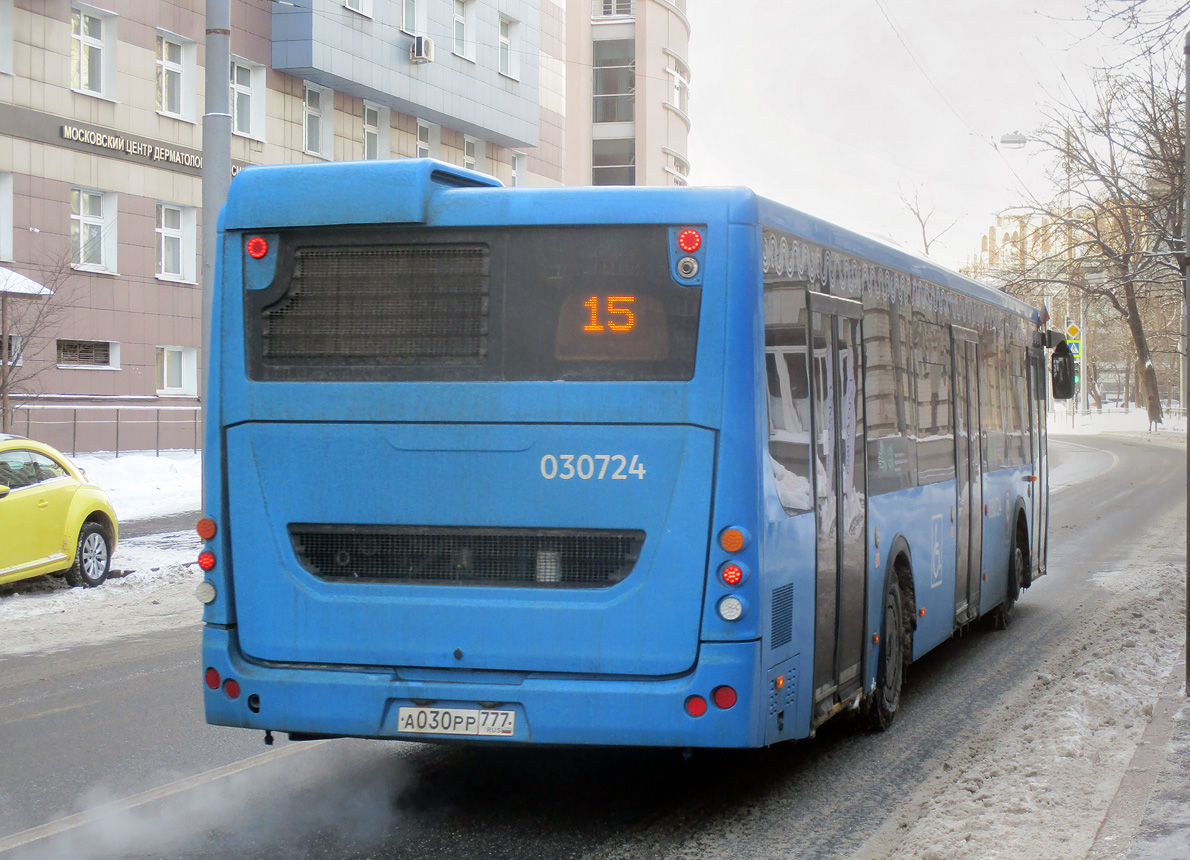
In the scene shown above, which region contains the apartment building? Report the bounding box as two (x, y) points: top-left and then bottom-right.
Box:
(0, 0), (689, 452)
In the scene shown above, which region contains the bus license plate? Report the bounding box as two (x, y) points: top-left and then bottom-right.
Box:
(396, 706), (516, 737)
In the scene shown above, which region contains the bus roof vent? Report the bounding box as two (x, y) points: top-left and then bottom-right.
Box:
(220, 159), (502, 231)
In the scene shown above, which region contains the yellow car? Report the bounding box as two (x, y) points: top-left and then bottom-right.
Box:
(0, 434), (119, 588)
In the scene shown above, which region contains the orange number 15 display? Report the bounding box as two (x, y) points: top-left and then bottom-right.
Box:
(583, 296), (637, 333)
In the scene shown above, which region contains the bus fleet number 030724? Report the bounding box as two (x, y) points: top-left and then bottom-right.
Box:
(540, 454), (646, 480)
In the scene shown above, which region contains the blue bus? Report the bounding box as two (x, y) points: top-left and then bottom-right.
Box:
(199, 159), (1069, 747)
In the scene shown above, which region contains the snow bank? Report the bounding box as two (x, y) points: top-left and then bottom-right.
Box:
(71, 450), (201, 521)
(856, 507), (1187, 860)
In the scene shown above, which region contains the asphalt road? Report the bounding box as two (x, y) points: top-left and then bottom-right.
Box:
(0, 432), (1183, 860)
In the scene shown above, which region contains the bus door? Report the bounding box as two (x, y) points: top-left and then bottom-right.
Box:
(1027, 347), (1048, 576)
(808, 293), (867, 721)
(951, 326), (983, 625)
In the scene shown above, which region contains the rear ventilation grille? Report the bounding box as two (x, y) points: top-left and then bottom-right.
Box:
(290, 525), (646, 588)
(771, 583), (793, 648)
(261, 245), (490, 367)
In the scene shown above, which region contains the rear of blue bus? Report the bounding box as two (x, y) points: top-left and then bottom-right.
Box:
(200, 161), (771, 748)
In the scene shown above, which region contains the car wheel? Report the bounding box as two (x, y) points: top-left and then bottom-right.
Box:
(64, 523), (112, 588)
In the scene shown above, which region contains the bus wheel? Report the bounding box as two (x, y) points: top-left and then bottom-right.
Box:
(866, 575), (904, 731)
(990, 542), (1025, 631)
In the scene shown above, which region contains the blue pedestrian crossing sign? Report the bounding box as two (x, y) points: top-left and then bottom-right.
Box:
(1065, 323), (1081, 358)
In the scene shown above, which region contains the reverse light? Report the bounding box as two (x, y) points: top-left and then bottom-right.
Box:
(195, 581), (217, 605)
(196, 517), (217, 540)
(685, 695), (708, 717)
(720, 563), (744, 587)
(205, 667), (221, 690)
(677, 228), (702, 253)
(198, 551), (216, 571)
(223, 679), (242, 699)
(712, 686), (738, 709)
(718, 596), (745, 621)
(246, 236), (269, 259)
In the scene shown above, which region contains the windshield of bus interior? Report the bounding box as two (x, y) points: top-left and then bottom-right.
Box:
(243, 225), (701, 382)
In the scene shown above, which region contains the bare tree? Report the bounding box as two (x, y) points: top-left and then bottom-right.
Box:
(1, 251), (81, 432)
(998, 56), (1184, 426)
(899, 186), (961, 258)
(1085, 0), (1190, 52)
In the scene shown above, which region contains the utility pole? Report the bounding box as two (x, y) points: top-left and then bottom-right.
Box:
(202, 0), (232, 507)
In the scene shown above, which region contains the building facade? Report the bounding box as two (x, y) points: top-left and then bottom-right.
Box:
(0, 0), (689, 453)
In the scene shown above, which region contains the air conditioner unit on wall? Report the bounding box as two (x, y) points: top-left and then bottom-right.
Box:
(410, 35), (434, 64)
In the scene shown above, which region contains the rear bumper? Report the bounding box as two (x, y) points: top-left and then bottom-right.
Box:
(203, 626), (765, 748)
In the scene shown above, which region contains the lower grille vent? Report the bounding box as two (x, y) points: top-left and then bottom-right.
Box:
(290, 525), (646, 588)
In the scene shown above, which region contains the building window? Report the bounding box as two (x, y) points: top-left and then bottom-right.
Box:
(304, 83), (334, 158)
(70, 188), (116, 272)
(156, 346), (197, 395)
(449, 0), (468, 57)
(155, 203), (197, 282)
(499, 18), (514, 77)
(593, 40), (634, 123)
(4, 334), (22, 367)
(464, 136), (479, 171)
(594, 0), (633, 17)
(665, 150), (689, 186)
(156, 33), (197, 121)
(0, 172), (12, 262)
(417, 120), (436, 158)
(58, 339), (119, 369)
(402, 0), (417, 33)
(667, 55), (690, 116)
(343, 0), (371, 15)
(510, 151), (525, 187)
(592, 138), (634, 186)
(230, 58), (265, 139)
(71, 5), (115, 98)
(0, 0), (14, 76)
(363, 103), (381, 159)
(156, 35), (183, 116)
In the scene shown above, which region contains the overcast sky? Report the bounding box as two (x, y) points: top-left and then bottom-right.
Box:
(684, 1), (1153, 269)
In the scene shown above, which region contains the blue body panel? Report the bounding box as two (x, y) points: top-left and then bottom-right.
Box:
(202, 160), (1047, 748)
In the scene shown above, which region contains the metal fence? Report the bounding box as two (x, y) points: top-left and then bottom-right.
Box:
(10, 404), (201, 457)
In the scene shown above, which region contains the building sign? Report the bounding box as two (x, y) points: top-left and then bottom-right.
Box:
(60, 124), (205, 169)
(0, 102), (246, 177)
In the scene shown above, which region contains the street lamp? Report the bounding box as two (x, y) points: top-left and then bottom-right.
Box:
(999, 131), (1028, 150)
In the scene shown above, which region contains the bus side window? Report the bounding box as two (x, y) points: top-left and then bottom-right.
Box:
(766, 329), (813, 515)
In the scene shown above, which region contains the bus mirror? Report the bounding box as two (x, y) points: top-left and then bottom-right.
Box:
(1044, 329), (1066, 349)
(1051, 340), (1075, 399)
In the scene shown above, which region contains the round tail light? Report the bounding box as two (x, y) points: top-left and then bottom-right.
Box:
(198, 551), (216, 571)
(205, 667), (221, 689)
(685, 695), (708, 717)
(713, 686), (738, 709)
(196, 517), (217, 540)
(223, 679), (242, 699)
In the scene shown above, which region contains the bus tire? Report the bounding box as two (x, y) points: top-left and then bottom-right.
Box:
(866, 574), (905, 731)
(990, 539), (1025, 631)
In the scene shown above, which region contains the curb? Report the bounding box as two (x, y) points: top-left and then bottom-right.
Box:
(1086, 650), (1187, 860)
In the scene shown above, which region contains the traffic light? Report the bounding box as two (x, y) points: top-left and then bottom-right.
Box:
(1074, 372), (1080, 384)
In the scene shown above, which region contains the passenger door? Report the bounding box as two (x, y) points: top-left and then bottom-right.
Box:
(951, 327), (983, 625)
(809, 293), (867, 722)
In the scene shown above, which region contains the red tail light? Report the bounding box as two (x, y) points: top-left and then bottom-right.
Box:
(712, 686), (738, 709)
(223, 679), (242, 699)
(198, 551), (216, 571)
(196, 517), (217, 540)
(677, 229), (702, 253)
(205, 667), (221, 689)
(246, 236), (269, 259)
(684, 695), (708, 717)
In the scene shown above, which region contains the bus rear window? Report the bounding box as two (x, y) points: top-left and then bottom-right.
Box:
(246, 226), (701, 382)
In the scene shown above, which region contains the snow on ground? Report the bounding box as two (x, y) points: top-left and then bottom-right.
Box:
(856, 506), (1186, 860)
